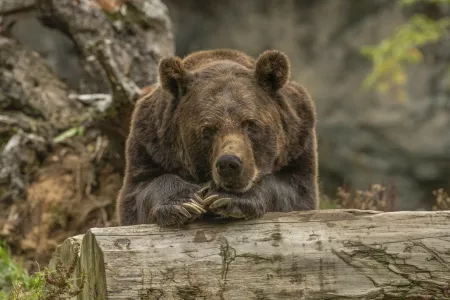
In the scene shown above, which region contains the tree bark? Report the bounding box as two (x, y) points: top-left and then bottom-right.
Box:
(50, 209), (450, 300)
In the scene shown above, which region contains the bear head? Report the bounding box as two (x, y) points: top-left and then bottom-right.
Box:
(157, 50), (309, 193)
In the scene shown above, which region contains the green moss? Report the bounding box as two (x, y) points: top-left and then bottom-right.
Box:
(0, 241), (45, 299)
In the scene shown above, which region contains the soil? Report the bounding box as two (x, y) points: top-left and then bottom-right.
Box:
(0, 132), (121, 273)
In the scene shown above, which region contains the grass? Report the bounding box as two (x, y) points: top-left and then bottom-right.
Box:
(0, 241), (44, 299)
(0, 241), (84, 300)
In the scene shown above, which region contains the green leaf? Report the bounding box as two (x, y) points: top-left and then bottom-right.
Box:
(360, 4), (450, 100)
(53, 126), (85, 143)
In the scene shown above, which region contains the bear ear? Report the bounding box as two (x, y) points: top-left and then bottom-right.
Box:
(158, 56), (192, 98)
(255, 50), (290, 92)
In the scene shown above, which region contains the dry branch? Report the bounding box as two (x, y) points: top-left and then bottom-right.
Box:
(50, 209), (450, 300)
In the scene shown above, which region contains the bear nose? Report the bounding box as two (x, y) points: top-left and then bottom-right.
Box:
(215, 155), (242, 178)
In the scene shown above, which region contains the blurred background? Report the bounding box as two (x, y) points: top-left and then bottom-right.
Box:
(0, 0), (449, 297)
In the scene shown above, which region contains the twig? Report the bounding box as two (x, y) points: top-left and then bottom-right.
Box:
(69, 93), (112, 113)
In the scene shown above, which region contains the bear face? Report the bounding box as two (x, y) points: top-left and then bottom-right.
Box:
(159, 51), (293, 193)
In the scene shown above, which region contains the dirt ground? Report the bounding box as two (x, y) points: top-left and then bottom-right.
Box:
(0, 132), (121, 273)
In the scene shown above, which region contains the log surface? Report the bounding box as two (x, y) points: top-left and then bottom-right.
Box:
(52, 210), (450, 300)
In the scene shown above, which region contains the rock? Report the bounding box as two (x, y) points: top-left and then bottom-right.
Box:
(0, 0), (175, 269)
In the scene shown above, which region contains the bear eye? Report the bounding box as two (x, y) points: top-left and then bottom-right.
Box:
(201, 127), (216, 140)
(243, 120), (260, 136)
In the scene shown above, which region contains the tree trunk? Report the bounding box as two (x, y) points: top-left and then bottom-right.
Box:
(49, 209), (450, 300)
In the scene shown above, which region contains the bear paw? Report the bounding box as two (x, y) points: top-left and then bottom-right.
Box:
(202, 193), (264, 219)
(152, 194), (206, 227)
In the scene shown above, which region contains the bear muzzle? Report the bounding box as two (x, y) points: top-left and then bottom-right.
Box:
(211, 133), (258, 193)
(212, 154), (257, 193)
(215, 154), (243, 178)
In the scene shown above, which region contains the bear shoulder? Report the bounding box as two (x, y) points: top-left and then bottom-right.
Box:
(127, 87), (182, 173)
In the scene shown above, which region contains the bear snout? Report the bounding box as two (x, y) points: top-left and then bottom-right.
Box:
(211, 132), (258, 192)
(215, 155), (243, 178)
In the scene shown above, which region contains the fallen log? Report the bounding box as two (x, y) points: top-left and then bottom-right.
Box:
(49, 209), (450, 300)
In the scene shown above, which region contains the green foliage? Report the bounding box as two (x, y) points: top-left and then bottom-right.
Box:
(0, 241), (84, 300)
(361, 0), (450, 100)
(0, 241), (45, 299)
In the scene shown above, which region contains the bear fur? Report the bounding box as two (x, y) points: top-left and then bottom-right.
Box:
(116, 49), (319, 226)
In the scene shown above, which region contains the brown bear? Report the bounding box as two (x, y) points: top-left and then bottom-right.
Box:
(116, 49), (319, 227)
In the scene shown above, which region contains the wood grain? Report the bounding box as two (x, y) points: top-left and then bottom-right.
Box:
(50, 209), (450, 299)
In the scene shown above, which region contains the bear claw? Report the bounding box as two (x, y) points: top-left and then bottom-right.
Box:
(182, 202), (206, 214)
(197, 184), (211, 196)
(209, 199), (246, 219)
(208, 197), (232, 210)
(226, 209), (246, 219)
(202, 194), (221, 207)
(173, 205), (192, 219)
(193, 193), (204, 204)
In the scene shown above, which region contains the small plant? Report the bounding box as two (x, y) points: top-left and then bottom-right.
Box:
(361, 0), (450, 100)
(432, 188), (450, 210)
(0, 241), (37, 298)
(334, 183), (398, 212)
(0, 241), (84, 300)
(4, 274), (45, 300)
(40, 249), (85, 300)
